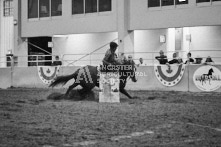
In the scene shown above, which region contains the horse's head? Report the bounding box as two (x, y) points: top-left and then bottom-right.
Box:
(209, 68), (214, 74)
(122, 60), (137, 82)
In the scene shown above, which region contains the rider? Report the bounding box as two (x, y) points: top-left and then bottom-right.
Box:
(102, 42), (119, 72)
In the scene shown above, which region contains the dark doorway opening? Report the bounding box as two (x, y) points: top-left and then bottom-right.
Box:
(28, 37), (52, 66)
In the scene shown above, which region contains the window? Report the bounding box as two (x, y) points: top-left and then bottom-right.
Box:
(85, 0), (97, 13)
(148, 0), (160, 7)
(196, 0), (221, 2)
(28, 0), (38, 18)
(72, 0), (84, 14)
(4, 0), (13, 17)
(196, 0), (210, 2)
(28, 0), (62, 19)
(148, 0), (188, 7)
(99, 0), (111, 12)
(72, 0), (111, 15)
(162, 0), (174, 6)
(39, 0), (49, 17)
(176, 0), (188, 5)
(51, 0), (62, 16)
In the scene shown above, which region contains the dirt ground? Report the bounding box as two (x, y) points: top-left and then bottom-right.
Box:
(0, 88), (221, 147)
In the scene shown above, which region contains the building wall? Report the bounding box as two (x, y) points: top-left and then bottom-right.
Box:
(133, 26), (221, 64)
(52, 32), (118, 66)
(13, 0), (28, 67)
(21, 0), (118, 37)
(14, 0), (221, 67)
(0, 0), (1, 54)
(189, 26), (221, 63)
(0, 0), (14, 67)
(129, 0), (221, 30)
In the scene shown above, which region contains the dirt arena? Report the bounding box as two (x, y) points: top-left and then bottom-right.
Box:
(0, 88), (220, 147)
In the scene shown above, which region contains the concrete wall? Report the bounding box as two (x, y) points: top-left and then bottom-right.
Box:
(0, 0), (14, 67)
(0, 68), (12, 88)
(1, 65), (221, 93)
(133, 26), (221, 64)
(20, 0), (221, 37)
(130, 0), (221, 30)
(52, 32), (118, 66)
(189, 26), (221, 63)
(134, 29), (168, 64)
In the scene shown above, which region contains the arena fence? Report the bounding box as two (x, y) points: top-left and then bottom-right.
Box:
(1, 50), (221, 67)
(0, 50), (221, 92)
(0, 63), (220, 93)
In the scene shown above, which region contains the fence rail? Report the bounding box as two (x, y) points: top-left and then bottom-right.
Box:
(1, 50), (221, 68)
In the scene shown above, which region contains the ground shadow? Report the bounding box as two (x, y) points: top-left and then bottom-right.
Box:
(47, 90), (97, 102)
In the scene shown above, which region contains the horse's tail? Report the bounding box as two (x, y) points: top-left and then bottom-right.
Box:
(49, 69), (79, 87)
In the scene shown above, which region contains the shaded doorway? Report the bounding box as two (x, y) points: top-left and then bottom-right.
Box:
(28, 37), (52, 66)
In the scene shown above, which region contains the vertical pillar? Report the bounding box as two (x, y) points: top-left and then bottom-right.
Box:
(117, 0), (134, 55)
(13, 0), (28, 67)
(12, 0), (20, 53)
(0, 0), (3, 67)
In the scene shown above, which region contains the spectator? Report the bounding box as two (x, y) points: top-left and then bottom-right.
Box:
(155, 50), (168, 64)
(137, 57), (146, 66)
(128, 55), (136, 66)
(52, 56), (62, 66)
(168, 53), (179, 64)
(177, 57), (183, 64)
(118, 53), (127, 64)
(195, 56), (203, 64)
(185, 52), (194, 64)
(204, 56), (214, 65)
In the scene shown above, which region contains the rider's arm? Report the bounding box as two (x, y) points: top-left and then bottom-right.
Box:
(102, 59), (111, 65)
(103, 51), (111, 65)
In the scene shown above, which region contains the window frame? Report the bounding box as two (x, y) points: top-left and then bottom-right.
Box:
(72, 0), (112, 15)
(148, 0), (189, 8)
(3, 0), (13, 17)
(28, 0), (62, 20)
(196, 0), (221, 6)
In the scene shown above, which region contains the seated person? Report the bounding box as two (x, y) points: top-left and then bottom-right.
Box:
(128, 55), (136, 66)
(195, 56), (203, 64)
(204, 56), (214, 65)
(177, 57), (183, 64)
(52, 56), (62, 66)
(168, 53), (179, 64)
(137, 57), (146, 66)
(155, 50), (168, 64)
(118, 53), (127, 64)
(185, 52), (194, 64)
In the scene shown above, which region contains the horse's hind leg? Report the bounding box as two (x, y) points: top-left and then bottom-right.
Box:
(65, 82), (78, 96)
(77, 87), (94, 100)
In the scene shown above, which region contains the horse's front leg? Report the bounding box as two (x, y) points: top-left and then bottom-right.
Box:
(65, 83), (78, 97)
(120, 88), (132, 99)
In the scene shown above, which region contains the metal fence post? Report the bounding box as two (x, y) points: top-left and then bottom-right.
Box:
(10, 56), (14, 88)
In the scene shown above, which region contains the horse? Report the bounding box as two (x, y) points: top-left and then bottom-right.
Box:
(49, 61), (137, 99)
(200, 68), (214, 85)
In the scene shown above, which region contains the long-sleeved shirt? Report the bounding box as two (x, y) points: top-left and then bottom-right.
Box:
(102, 49), (117, 65)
